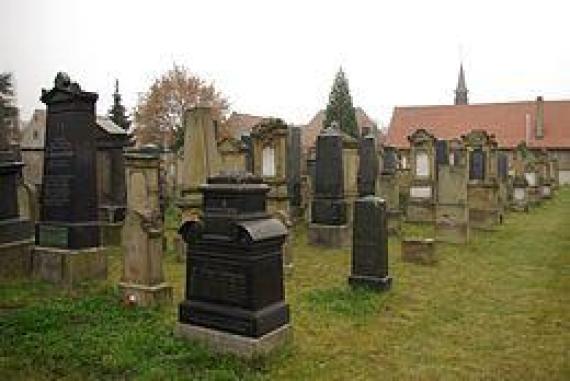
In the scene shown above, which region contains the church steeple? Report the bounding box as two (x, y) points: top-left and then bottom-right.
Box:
(454, 63), (468, 105)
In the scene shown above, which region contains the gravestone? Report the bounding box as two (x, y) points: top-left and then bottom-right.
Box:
(251, 119), (292, 271)
(119, 149), (172, 306)
(357, 134), (378, 197)
(175, 172), (291, 358)
(348, 196), (392, 291)
(435, 139), (469, 243)
(287, 126), (302, 218)
(343, 133), (360, 223)
(308, 124), (351, 247)
(95, 116), (133, 246)
(510, 143), (530, 212)
(240, 135), (253, 172)
(497, 152), (510, 212)
(218, 137), (248, 172)
(407, 129), (437, 223)
(33, 73), (107, 284)
(462, 130), (502, 230)
(534, 149), (552, 199)
(0, 119), (34, 279)
(402, 238), (436, 265)
(377, 146), (401, 235)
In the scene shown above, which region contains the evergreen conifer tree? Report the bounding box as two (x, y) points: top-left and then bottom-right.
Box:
(323, 68), (358, 137)
(108, 79), (131, 130)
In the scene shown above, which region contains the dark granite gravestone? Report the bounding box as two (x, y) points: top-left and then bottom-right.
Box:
(348, 196), (392, 290)
(469, 149), (486, 181)
(0, 118), (34, 279)
(436, 140), (449, 166)
(240, 135), (253, 173)
(36, 72), (100, 249)
(357, 135), (378, 197)
(176, 172), (290, 357)
(287, 126), (301, 210)
(382, 146), (398, 175)
(311, 127), (346, 224)
(498, 153), (508, 181)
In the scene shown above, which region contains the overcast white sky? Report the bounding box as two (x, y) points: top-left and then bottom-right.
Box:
(2, 0), (569, 128)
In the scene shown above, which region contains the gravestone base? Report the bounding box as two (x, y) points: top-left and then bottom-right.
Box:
(527, 186), (541, 206)
(308, 223), (351, 248)
(436, 204), (469, 244)
(540, 184), (552, 199)
(100, 222), (123, 246)
(511, 198), (529, 213)
(402, 239), (436, 265)
(387, 209), (402, 235)
(348, 275), (392, 291)
(406, 200), (435, 223)
(32, 246), (107, 285)
(119, 282), (172, 307)
(0, 239), (33, 280)
(469, 208), (501, 231)
(175, 322), (292, 359)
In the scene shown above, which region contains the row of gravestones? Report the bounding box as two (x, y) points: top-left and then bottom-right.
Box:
(305, 123), (560, 253)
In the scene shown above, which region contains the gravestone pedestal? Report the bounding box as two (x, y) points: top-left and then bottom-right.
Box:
(402, 239), (436, 265)
(0, 145), (34, 279)
(118, 150), (172, 307)
(33, 73), (107, 285)
(176, 173), (291, 358)
(511, 177), (529, 212)
(348, 196), (392, 291)
(467, 183), (501, 230)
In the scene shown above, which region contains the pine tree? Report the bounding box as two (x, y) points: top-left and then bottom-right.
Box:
(108, 79), (131, 130)
(323, 67), (358, 137)
(0, 72), (18, 146)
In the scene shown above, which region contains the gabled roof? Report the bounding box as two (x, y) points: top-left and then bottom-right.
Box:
(385, 99), (570, 149)
(222, 112), (268, 139)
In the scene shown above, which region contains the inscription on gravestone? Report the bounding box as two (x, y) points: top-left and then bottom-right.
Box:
(415, 151), (429, 177)
(469, 149), (486, 180)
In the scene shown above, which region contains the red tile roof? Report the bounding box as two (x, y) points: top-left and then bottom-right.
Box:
(385, 99), (570, 149)
(222, 112), (267, 139)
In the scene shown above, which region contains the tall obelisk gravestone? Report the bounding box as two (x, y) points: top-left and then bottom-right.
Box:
(33, 73), (107, 284)
(0, 113), (33, 279)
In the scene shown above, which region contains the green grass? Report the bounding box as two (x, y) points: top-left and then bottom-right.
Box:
(2, 188), (570, 380)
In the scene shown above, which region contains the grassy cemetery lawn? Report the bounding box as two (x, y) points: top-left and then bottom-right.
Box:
(2, 189), (570, 380)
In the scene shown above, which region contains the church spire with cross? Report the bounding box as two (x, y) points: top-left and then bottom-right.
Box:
(454, 63), (469, 105)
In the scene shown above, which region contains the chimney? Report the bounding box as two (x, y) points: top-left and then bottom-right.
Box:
(535, 96), (544, 139)
(525, 113), (531, 142)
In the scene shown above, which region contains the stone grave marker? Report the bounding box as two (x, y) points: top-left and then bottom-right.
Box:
(377, 146), (401, 235)
(357, 133), (378, 197)
(348, 196), (392, 291)
(175, 172), (290, 358)
(119, 148), (172, 306)
(33, 73), (107, 284)
(406, 129), (437, 223)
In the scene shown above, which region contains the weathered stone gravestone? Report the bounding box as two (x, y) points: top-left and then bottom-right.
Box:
(175, 172), (291, 358)
(308, 124), (351, 247)
(119, 148), (172, 306)
(251, 118), (289, 217)
(343, 133), (360, 223)
(175, 105), (221, 259)
(240, 134), (253, 173)
(0, 121), (34, 279)
(348, 196), (392, 291)
(406, 129), (437, 223)
(402, 238), (436, 265)
(218, 136), (248, 172)
(510, 142), (530, 212)
(534, 149), (552, 199)
(523, 150), (541, 207)
(304, 147), (316, 221)
(287, 125), (302, 219)
(33, 73), (107, 284)
(462, 130), (502, 230)
(357, 133), (379, 197)
(95, 116), (133, 246)
(549, 155), (559, 190)
(251, 119), (293, 271)
(177, 105), (221, 222)
(377, 146), (401, 235)
(497, 152), (510, 214)
(435, 139), (469, 244)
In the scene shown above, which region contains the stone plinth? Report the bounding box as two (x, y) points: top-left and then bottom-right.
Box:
(175, 323), (291, 359)
(177, 172), (290, 356)
(308, 222), (351, 248)
(32, 246), (107, 285)
(402, 239), (436, 265)
(0, 239), (33, 280)
(435, 204), (469, 244)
